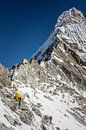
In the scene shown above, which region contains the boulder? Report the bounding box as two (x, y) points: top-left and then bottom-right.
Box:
(14, 118), (21, 126)
(4, 114), (21, 126)
(32, 106), (42, 117)
(0, 123), (14, 130)
(41, 124), (47, 130)
(4, 114), (14, 125)
(20, 109), (33, 125)
(56, 127), (61, 130)
(42, 115), (50, 124)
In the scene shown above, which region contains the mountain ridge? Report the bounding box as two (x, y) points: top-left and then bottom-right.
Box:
(31, 7), (86, 63)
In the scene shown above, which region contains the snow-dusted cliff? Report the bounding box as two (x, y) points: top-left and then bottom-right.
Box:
(32, 7), (86, 62)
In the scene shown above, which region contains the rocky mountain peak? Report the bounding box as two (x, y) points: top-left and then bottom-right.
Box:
(21, 59), (29, 64)
(69, 7), (83, 16)
(56, 7), (86, 27)
(32, 8), (86, 63)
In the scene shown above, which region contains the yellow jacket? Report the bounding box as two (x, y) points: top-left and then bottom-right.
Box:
(14, 93), (25, 101)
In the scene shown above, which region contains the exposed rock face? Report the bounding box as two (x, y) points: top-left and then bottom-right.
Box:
(32, 106), (42, 117)
(4, 114), (21, 126)
(42, 115), (50, 125)
(0, 64), (10, 88)
(9, 8), (86, 91)
(41, 124), (47, 130)
(4, 114), (15, 125)
(56, 7), (86, 27)
(19, 109), (33, 125)
(55, 127), (61, 130)
(0, 123), (14, 130)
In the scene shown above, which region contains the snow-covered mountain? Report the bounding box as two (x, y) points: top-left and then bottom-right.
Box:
(0, 7), (86, 130)
(32, 7), (86, 62)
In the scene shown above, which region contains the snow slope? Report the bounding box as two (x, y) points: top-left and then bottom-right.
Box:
(0, 80), (86, 130)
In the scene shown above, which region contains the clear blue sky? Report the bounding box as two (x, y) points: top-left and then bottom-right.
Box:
(0, 0), (86, 67)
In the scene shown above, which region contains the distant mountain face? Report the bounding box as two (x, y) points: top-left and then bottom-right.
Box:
(32, 7), (86, 62)
(11, 7), (86, 88)
(0, 8), (86, 130)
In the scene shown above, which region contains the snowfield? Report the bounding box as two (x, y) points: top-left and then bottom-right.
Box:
(0, 81), (86, 130)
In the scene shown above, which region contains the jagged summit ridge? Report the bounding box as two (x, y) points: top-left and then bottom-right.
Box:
(32, 7), (86, 62)
(56, 7), (85, 27)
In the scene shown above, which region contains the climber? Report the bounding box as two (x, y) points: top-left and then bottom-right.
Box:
(49, 116), (53, 124)
(14, 92), (25, 109)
